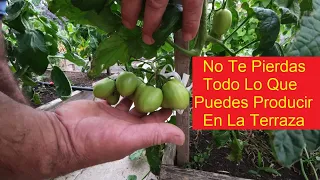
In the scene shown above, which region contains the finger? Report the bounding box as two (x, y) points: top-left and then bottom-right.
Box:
(115, 98), (133, 112)
(142, 108), (172, 123)
(129, 107), (147, 118)
(121, 0), (142, 29)
(142, 0), (169, 45)
(182, 0), (204, 41)
(125, 123), (185, 152)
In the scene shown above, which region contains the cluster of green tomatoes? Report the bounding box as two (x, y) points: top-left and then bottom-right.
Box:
(93, 72), (190, 113)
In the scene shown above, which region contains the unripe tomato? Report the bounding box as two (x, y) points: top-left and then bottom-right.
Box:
(93, 78), (115, 99)
(211, 9), (232, 37)
(107, 91), (120, 105)
(162, 79), (190, 110)
(128, 78), (144, 101)
(135, 86), (163, 113)
(116, 72), (138, 97)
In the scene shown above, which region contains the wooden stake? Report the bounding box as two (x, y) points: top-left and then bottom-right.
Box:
(174, 30), (190, 166)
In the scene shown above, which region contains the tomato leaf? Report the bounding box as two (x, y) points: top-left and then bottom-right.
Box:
(227, 0), (239, 28)
(274, 0), (300, 24)
(260, 42), (284, 56)
(51, 66), (72, 98)
(272, 130), (320, 167)
(253, 7), (281, 51)
(89, 35), (129, 77)
(285, 9), (320, 56)
(5, 0), (26, 21)
(299, 0), (312, 16)
(127, 175), (137, 180)
(146, 145), (162, 176)
(48, 0), (121, 34)
(16, 30), (49, 75)
(129, 149), (144, 161)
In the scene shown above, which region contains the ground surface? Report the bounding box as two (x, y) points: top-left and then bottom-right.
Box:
(30, 71), (108, 108)
(189, 130), (305, 180)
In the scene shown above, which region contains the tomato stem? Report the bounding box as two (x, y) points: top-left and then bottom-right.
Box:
(222, 0), (227, 9)
(206, 34), (235, 56)
(303, 147), (318, 180)
(224, 16), (250, 43)
(299, 158), (309, 180)
(166, 39), (199, 57)
(193, 0), (208, 54)
(234, 40), (259, 55)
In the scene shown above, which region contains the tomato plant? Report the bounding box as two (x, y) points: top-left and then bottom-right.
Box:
(4, 0), (320, 178)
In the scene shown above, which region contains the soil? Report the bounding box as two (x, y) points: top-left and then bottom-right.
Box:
(189, 130), (306, 180)
(30, 71), (108, 108)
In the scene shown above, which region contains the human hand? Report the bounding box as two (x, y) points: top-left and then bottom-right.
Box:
(121, 0), (204, 44)
(53, 98), (185, 174)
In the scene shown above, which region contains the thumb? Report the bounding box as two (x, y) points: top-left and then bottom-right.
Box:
(125, 123), (185, 151)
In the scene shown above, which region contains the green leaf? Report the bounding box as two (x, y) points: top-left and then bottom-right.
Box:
(227, 139), (244, 162)
(119, 27), (157, 59)
(258, 167), (281, 176)
(272, 130), (320, 167)
(253, 7), (281, 51)
(212, 130), (231, 148)
(227, 0), (239, 28)
(5, 0), (26, 21)
(127, 175), (137, 180)
(129, 149), (144, 161)
(32, 92), (42, 105)
(48, 0), (121, 34)
(260, 42), (283, 56)
(89, 35), (129, 77)
(242, 2), (254, 17)
(17, 30), (49, 75)
(146, 145), (162, 176)
(64, 53), (86, 66)
(275, 0), (300, 24)
(168, 116), (176, 125)
(300, 0), (312, 15)
(51, 66), (72, 98)
(286, 9), (320, 56)
(71, 0), (107, 12)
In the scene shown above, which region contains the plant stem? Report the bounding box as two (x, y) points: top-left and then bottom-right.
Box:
(222, 0), (227, 9)
(300, 158), (309, 180)
(224, 17), (250, 42)
(234, 40), (259, 55)
(142, 170), (151, 180)
(206, 34), (235, 56)
(193, 0), (208, 53)
(166, 39), (198, 57)
(303, 147), (319, 180)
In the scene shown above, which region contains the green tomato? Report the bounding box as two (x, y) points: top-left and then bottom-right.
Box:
(93, 78), (115, 99)
(128, 78), (144, 100)
(132, 82), (146, 101)
(211, 9), (232, 37)
(162, 79), (190, 110)
(135, 86), (163, 113)
(107, 91), (120, 105)
(116, 72), (138, 97)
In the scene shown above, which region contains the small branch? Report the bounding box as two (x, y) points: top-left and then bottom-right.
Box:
(303, 147), (319, 180)
(224, 17), (250, 42)
(234, 40), (259, 55)
(300, 158), (309, 180)
(206, 34), (235, 56)
(222, 0), (227, 9)
(166, 39), (199, 57)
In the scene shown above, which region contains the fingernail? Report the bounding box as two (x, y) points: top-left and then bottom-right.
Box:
(122, 20), (133, 29)
(174, 135), (185, 146)
(183, 32), (193, 41)
(143, 34), (155, 45)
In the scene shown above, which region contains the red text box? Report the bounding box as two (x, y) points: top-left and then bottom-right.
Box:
(192, 57), (320, 130)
